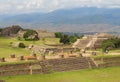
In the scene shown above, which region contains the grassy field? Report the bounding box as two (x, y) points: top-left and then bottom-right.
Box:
(0, 67), (120, 82)
(0, 37), (60, 57)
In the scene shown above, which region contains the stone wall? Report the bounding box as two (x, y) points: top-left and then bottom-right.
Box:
(98, 62), (120, 68)
(0, 57), (93, 76)
(0, 69), (43, 76)
(94, 57), (120, 68)
(46, 57), (91, 72)
(45, 48), (78, 53)
(0, 56), (120, 76)
(0, 62), (39, 70)
(0, 69), (30, 76)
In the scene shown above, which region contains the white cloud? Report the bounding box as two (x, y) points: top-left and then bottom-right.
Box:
(0, 0), (120, 14)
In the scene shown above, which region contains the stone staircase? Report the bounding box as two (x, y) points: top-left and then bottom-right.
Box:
(46, 57), (96, 72)
(73, 39), (91, 48)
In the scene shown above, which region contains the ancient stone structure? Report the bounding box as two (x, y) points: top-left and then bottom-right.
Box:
(36, 30), (55, 38)
(18, 56), (24, 60)
(23, 55), (37, 60)
(0, 80), (5, 82)
(0, 56), (120, 76)
(94, 57), (120, 68)
(9, 54), (16, 58)
(0, 57), (96, 76)
(18, 30), (55, 38)
(11, 42), (25, 48)
(73, 33), (112, 49)
(0, 58), (5, 62)
(31, 45), (77, 54)
(0, 25), (22, 37)
(17, 30), (26, 37)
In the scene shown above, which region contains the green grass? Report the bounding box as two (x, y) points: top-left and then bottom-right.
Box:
(0, 47), (31, 57)
(0, 37), (60, 47)
(0, 67), (120, 82)
(92, 54), (120, 58)
(0, 37), (60, 57)
(110, 48), (120, 53)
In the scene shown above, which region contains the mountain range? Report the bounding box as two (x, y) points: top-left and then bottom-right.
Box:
(0, 7), (120, 32)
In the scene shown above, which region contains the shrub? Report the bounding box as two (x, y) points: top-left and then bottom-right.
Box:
(19, 43), (26, 48)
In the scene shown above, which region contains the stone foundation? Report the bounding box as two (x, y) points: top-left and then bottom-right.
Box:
(0, 56), (120, 76)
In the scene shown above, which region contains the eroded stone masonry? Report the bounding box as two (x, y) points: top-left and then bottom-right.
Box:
(0, 56), (120, 76)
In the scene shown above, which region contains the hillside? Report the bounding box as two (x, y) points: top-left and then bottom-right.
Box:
(0, 7), (120, 32)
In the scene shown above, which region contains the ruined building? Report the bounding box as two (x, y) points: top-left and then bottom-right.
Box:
(73, 33), (112, 49)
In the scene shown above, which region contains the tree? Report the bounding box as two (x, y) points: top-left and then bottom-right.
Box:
(60, 34), (70, 44)
(23, 30), (39, 41)
(55, 32), (80, 44)
(55, 32), (63, 38)
(102, 37), (120, 52)
(69, 36), (77, 43)
(0, 28), (2, 32)
(102, 40), (115, 52)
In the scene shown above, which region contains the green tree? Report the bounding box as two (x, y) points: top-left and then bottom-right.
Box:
(69, 36), (77, 43)
(102, 37), (120, 52)
(55, 32), (63, 38)
(0, 28), (2, 32)
(23, 30), (39, 41)
(60, 34), (70, 44)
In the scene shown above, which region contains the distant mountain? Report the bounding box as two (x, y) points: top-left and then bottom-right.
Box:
(0, 7), (120, 32)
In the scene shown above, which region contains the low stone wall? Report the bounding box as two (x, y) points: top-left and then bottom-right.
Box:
(0, 57), (92, 76)
(103, 57), (120, 62)
(98, 62), (120, 68)
(94, 57), (120, 62)
(0, 62), (40, 71)
(0, 80), (5, 82)
(0, 69), (30, 76)
(0, 64), (29, 71)
(0, 56), (120, 76)
(46, 48), (78, 53)
(0, 69), (42, 76)
(94, 57), (120, 68)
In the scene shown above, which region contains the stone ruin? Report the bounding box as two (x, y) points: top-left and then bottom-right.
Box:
(0, 47), (88, 63)
(11, 42), (26, 48)
(0, 80), (5, 82)
(0, 25), (22, 37)
(9, 54), (16, 58)
(0, 58), (5, 62)
(73, 33), (113, 49)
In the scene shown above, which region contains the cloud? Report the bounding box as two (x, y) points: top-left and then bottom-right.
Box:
(0, 0), (120, 14)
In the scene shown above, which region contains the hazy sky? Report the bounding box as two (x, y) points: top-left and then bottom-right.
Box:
(0, 0), (120, 14)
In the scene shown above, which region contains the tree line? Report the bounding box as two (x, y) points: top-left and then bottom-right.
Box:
(102, 37), (120, 52)
(55, 32), (83, 44)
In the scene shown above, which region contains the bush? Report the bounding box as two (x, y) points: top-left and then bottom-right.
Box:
(19, 43), (26, 48)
